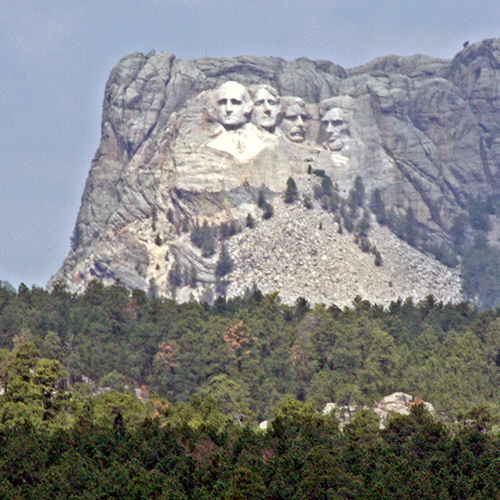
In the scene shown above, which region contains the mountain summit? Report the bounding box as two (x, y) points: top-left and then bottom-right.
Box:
(52, 39), (500, 306)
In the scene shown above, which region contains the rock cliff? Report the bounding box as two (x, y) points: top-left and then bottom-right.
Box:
(52, 39), (500, 305)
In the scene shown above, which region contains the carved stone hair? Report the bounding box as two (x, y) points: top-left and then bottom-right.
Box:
(319, 96), (354, 117)
(247, 84), (280, 101)
(279, 96), (308, 117)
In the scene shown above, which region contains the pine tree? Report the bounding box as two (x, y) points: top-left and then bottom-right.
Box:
(284, 177), (298, 204)
(370, 188), (386, 225)
(189, 265), (198, 288)
(246, 213), (255, 228)
(257, 188), (267, 208)
(201, 221), (216, 257)
(348, 175), (365, 210)
(262, 202), (274, 219)
(216, 243), (234, 277)
(168, 263), (182, 287)
(403, 206), (418, 247)
(356, 209), (371, 237)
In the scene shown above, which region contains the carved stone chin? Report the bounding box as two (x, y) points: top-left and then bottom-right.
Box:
(327, 138), (346, 152)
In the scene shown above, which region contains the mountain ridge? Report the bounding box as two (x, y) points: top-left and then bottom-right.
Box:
(51, 38), (500, 306)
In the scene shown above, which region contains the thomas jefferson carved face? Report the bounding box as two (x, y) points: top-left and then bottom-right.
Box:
(252, 86), (280, 132)
(280, 98), (309, 143)
(322, 108), (350, 150)
(216, 81), (253, 129)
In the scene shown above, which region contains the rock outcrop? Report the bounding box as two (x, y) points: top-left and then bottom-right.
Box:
(323, 392), (435, 429)
(51, 39), (500, 304)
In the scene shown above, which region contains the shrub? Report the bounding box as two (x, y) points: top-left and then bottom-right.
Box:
(262, 202), (274, 219)
(246, 213), (256, 228)
(284, 177), (298, 204)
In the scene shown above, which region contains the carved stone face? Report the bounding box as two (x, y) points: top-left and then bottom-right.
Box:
(216, 82), (253, 129)
(280, 102), (309, 143)
(253, 88), (280, 131)
(322, 108), (350, 150)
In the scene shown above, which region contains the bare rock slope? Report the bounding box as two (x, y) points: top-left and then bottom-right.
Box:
(52, 39), (500, 304)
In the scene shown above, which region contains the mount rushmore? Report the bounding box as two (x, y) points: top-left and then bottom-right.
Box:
(51, 38), (500, 306)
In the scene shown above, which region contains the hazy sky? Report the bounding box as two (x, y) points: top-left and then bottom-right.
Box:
(1, 0), (499, 289)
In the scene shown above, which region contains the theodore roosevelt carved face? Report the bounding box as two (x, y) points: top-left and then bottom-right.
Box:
(322, 107), (350, 151)
(249, 85), (280, 132)
(216, 81), (254, 129)
(279, 96), (309, 143)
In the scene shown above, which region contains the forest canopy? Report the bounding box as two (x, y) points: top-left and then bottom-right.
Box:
(2, 280), (500, 498)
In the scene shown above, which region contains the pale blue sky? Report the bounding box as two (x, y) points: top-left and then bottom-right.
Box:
(1, 0), (499, 289)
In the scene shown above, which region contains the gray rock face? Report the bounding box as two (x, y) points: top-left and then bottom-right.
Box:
(52, 39), (500, 303)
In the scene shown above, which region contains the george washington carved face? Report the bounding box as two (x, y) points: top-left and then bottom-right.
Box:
(216, 81), (254, 130)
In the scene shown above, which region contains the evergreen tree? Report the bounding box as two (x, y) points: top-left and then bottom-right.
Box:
(370, 188), (386, 225)
(216, 243), (234, 277)
(201, 221), (216, 257)
(262, 202), (274, 219)
(257, 187), (267, 208)
(246, 213), (255, 228)
(70, 226), (83, 251)
(348, 175), (365, 210)
(468, 195), (491, 231)
(189, 265), (198, 288)
(356, 209), (371, 237)
(168, 263), (183, 287)
(403, 206), (418, 247)
(303, 195), (313, 209)
(450, 213), (468, 251)
(284, 177), (298, 204)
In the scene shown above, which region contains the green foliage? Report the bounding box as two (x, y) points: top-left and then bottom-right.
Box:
(245, 213), (255, 228)
(70, 225), (83, 251)
(2, 292), (500, 498)
(450, 213), (468, 250)
(220, 220), (240, 240)
(216, 244), (234, 277)
(468, 195), (492, 231)
(261, 201), (274, 219)
(403, 205), (418, 247)
(348, 175), (365, 211)
(284, 176), (298, 204)
(190, 221), (216, 257)
(3, 279), (500, 432)
(257, 187), (266, 208)
(461, 233), (500, 309)
(302, 194), (312, 209)
(168, 262), (183, 288)
(370, 188), (386, 224)
(356, 209), (371, 237)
